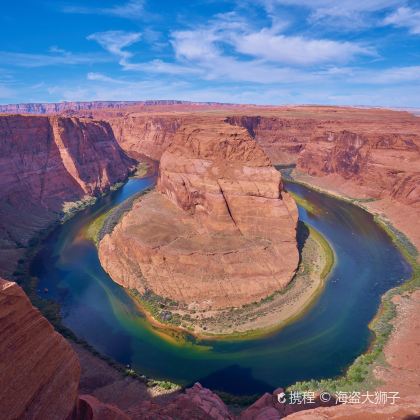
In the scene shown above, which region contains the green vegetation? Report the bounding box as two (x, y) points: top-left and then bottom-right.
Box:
(310, 225), (335, 280)
(133, 161), (150, 178)
(85, 185), (153, 245)
(61, 196), (97, 222)
(85, 210), (112, 245)
(148, 379), (181, 391)
(129, 289), (185, 328)
(288, 191), (322, 216)
(96, 187), (153, 243)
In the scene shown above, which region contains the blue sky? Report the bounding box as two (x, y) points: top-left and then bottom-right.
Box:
(0, 0), (419, 106)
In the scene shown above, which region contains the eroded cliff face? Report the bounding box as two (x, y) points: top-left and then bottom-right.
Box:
(0, 278), (80, 420)
(0, 114), (134, 276)
(99, 120), (298, 310)
(77, 106), (420, 207)
(227, 108), (420, 206)
(226, 115), (311, 164)
(107, 114), (184, 160)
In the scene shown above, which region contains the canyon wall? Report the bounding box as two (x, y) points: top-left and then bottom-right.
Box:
(106, 114), (184, 160)
(99, 120), (298, 310)
(0, 114), (134, 276)
(74, 105), (419, 207)
(0, 278), (80, 419)
(227, 107), (420, 206)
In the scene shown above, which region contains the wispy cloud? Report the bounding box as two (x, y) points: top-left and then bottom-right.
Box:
(383, 7), (420, 35)
(354, 65), (420, 84)
(258, 0), (403, 28)
(0, 49), (110, 67)
(87, 31), (141, 65)
(63, 0), (145, 20)
(87, 12), (376, 84)
(233, 30), (375, 65)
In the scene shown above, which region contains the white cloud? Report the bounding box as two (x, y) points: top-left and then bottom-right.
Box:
(87, 31), (141, 65)
(0, 49), (109, 67)
(354, 66), (420, 84)
(233, 29), (374, 65)
(168, 29), (321, 83)
(258, 0), (403, 29)
(383, 7), (420, 34)
(263, 0), (402, 17)
(171, 30), (221, 61)
(63, 0), (145, 20)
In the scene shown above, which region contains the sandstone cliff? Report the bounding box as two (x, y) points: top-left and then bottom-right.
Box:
(0, 278), (80, 420)
(107, 114), (183, 160)
(227, 107), (420, 206)
(99, 120), (298, 310)
(80, 105), (420, 207)
(0, 114), (134, 276)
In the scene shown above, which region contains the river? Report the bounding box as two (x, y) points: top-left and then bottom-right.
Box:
(31, 174), (412, 395)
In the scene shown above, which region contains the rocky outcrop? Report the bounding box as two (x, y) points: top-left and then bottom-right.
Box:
(0, 114), (134, 276)
(77, 395), (129, 420)
(0, 278), (80, 420)
(127, 383), (234, 419)
(99, 120), (298, 310)
(283, 396), (420, 419)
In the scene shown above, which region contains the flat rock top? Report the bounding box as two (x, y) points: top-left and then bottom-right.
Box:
(167, 121), (271, 166)
(120, 192), (270, 255)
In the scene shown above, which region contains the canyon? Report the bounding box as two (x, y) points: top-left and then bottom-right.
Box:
(0, 102), (419, 419)
(0, 114), (134, 276)
(98, 119), (299, 312)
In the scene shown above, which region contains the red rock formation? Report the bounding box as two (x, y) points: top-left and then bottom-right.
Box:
(127, 383), (234, 420)
(226, 115), (311, 164)
(226, 107), (420, 206)
(283, 396), (420, 419)
(107, 114), (183, 160)
(99, 120), (298, 310)
(77, 395), (129, 420)
(0, 278), (80, 420)
(0, 114), (134, 276)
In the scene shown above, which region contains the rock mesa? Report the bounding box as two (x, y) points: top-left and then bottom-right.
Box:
(99, 121), (298, 310)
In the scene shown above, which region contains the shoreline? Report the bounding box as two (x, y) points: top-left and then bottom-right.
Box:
(20, 166), (418, 403)
(285, 172), (419, 395)
(95, 218), (334, 342)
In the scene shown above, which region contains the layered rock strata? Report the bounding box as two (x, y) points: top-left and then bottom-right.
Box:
(0, 114), (134, 275)
(227, 107), (420, 206)
(0, 278), (80, 420)
(99, 121), (298, 310)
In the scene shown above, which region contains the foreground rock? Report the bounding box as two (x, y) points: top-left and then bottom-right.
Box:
(99, 120), (298, 311)
(0, 114), (134, 276)
(127, 383), (234, 419)
(0, 278), (80, 420)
